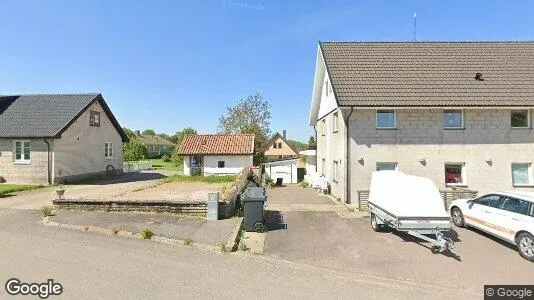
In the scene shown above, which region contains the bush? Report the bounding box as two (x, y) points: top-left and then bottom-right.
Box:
(299, 181), (309, 188)
(41, 205), (54, 218)
(161, 154), (171, 162)
(139, 228), (154, 240)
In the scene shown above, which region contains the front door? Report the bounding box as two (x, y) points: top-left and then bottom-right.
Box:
(191, 155), (203, 176)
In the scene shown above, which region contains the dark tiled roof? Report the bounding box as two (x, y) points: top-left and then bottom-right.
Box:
(320, 41), (534, 107)
(138, 134), (173, 146)
(0, 93), (128, 141)
(178, 134), (255, 155)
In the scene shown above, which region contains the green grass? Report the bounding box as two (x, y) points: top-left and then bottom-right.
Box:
(149, 159), (182, 171)
(0, 184), (43, 196)
(162, 175), (237, 184)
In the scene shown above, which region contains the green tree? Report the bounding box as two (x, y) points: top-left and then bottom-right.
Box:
(171, 127), (197, 165)
(287, 139), (307, 152)
(308, 136), (316, 150)
(142, 129), (156, 135)
(218, 93), (271, 165)
(157, 133), (171, 142)
(123, 137), (148, 161)
(123, 127), (136, 140)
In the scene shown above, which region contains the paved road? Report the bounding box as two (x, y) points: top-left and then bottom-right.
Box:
(264, 187), (534, 297)
(0, 208), (470, 299)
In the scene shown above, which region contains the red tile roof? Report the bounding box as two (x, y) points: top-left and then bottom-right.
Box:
(178, 134), (255, 155)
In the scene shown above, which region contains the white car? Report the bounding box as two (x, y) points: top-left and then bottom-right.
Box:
(449, 191), (534, 262)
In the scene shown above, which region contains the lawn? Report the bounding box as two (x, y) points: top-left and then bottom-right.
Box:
(162, 175), (237, 184)
(149, 159), (182, 171)
(0, 184), (43, 196)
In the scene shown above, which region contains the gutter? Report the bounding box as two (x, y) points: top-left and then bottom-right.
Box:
(344, 108), (354, 204)
(43, 138), (51, 185)
(313, 126), (317, 172)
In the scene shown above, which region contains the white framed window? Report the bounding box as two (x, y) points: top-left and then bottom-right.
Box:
(376, 162), (397, 171)
(333, 160), (340, 182)
(332, 112), (339, 133)
(273, 143), (277, 149)
(321, 119), (326, 136)
(444, 109), (464, 129)
(277, 142), (282, 148)
(376, 110), (396, 129)
(105, 142), (113, 159)
(321, 158), (326, 176)
(13, 140), (31, 164)
(90, 110), (101, 127)
(512, 163), (533, 186)
(511, 110), (530, 128)
(444, 163), (466, 186)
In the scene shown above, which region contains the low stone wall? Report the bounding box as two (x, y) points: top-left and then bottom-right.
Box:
(219, 166), (255, 218)
(53, 199), (207, 216)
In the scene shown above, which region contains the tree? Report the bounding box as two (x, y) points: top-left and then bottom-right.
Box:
(171, 127), (198, 165)
(142, 129), (156, 135)
(123, 137), (148, 161)
(287, 140), (307, 152)
(123, 127), (136, 140)
(218, 93), (271, 165)
(157, 133), (171, 142)
(308, 136), (316, 150)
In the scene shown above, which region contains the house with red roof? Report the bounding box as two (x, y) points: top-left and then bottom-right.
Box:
(178, 134), (254, 176)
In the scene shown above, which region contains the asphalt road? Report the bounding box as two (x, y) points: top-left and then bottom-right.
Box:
(0, 208), (469, 300)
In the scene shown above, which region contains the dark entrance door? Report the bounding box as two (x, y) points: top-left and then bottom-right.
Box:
(191, 155), (203, 176)
(297, 168), (305, 182)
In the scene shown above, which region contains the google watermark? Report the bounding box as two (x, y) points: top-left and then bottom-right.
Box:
(5, 278), (63, 299)
(485, 285), (534, 299)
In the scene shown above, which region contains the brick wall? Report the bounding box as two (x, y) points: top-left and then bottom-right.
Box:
(349, 109), (534, 200)
(0, 138), (51, 184)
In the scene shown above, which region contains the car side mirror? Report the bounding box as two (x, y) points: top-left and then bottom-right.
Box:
(467, 200), (475, 209)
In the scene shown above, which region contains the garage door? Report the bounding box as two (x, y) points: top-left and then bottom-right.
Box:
(269, 165), (293, 184)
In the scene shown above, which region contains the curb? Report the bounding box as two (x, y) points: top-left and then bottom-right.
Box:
(224, 217), (243, 252)
(41, 216), (223, 253)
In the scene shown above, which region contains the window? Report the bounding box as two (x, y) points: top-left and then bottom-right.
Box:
(512, 163), (533, 186)
(322, 119), (326, 136)
(376, 110), (396, 129)
(273, 143), (277, 149)
(511, 110), (529, 128)
(498, 197), (531, 215)
(218, 161), (225, 168)
(333, 160), (340, 182)
(444, 110), (463, 129)
(105, 142), (113, 158)
(376, 162), (397, 171)
(277, 142), (282, 148)
(475, 194), (502, 208)
(321, 158), (326, 176)
(14, 141), (31, 163)
(444, 163), (466, 185)
(332, 112), (339, 132)
(90, 111), (101, 127)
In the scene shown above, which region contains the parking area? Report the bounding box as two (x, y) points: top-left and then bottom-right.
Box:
(264, 187), (534, 295)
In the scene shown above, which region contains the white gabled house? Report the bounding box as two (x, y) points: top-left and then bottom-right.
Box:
(178, 134), (254, 176)
(310, 41), (534, 207)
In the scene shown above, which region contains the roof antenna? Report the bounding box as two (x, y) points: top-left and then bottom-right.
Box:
(413, 12), (417, 41)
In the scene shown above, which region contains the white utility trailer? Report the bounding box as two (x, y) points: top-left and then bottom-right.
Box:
(368, 171), (455, 254)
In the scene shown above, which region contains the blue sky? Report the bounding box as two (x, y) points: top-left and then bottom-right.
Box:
(0, 1), (533, 141)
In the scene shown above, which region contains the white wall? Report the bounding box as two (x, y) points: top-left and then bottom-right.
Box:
(183, 155), (191, 176)
(317, 68), (338, 120)
(203, 155), (252, 176)
(305, 155), (317, 175)
(265, 160), (298, 184)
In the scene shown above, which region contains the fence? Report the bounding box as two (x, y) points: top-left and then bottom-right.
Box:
(357, 189), (478, 212)
(123, 161), (153, 173)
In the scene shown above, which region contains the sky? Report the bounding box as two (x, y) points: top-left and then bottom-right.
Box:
(0, 0), (533, 141)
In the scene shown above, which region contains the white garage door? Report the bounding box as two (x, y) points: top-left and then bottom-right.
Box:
(268, 165), (293, 184)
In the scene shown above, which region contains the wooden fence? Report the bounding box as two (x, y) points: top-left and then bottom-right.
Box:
(357, 189), (478, 212)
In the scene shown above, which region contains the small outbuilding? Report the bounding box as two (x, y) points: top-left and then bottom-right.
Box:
(178, 134), (254, 176)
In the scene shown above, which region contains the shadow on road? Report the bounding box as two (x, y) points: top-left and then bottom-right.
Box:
(68, 172), (166, 186)
(266, 210), (287, 231)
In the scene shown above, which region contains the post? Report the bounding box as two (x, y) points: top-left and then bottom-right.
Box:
(207, 192), (219, 220)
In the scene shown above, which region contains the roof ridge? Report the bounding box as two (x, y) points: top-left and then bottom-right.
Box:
(0, 93), (101, 97)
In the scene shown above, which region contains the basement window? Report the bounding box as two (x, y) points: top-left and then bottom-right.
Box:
(218, 161), (225, 168)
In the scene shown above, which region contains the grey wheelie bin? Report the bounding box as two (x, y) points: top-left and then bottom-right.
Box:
(243, 187), (267, 232)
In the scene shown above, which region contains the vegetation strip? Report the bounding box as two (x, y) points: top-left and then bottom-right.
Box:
(0, 184), (43, 196)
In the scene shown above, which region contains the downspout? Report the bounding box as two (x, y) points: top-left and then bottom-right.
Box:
(313, 125), (318, 172)
(344, 108), (354, 204)
(43, 138), (51, 185)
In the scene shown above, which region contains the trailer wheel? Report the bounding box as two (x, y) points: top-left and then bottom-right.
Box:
(451, 207), (465, 227)
(371, 213), (382, 232)
(431, 246), (441, 254)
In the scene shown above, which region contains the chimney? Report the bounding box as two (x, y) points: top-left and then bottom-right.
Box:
(135, 130), (140, 135)
(282, 130), (286, 139)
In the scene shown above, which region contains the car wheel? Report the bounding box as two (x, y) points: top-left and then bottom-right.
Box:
(451, 207), (465, 228)
(516, 232), (534, 262)
(371, 213), (382, 232)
